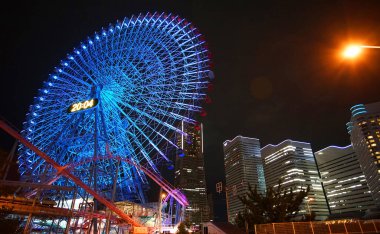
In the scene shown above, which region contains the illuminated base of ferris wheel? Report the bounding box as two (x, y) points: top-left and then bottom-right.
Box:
(0, 196), (182, 233)
(0, 119), (187, 233)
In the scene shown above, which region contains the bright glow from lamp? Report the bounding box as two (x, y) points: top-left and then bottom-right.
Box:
(343, 45), (362, 58)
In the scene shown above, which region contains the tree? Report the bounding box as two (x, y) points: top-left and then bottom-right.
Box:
(302, 211), (316, 221)
(235, 212), (245, 228)
(177, 221), (188, 234)
(236, 181), (310, 230)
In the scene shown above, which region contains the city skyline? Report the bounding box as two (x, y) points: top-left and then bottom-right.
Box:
(1, 0), (380, 202)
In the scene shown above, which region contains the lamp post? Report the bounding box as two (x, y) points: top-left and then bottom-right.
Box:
(306, 197), (314, 221)
(342, 44), (380, 58)
(158, 189), (166, 234)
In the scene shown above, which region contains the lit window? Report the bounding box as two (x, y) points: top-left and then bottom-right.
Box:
(368, 136), (374, 139)
(371, 143), (377, 147)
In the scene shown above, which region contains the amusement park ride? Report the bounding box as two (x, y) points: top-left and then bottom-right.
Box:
(0, 12), (213, 233)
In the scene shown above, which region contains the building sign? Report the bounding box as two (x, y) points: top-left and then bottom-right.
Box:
(68, 98), (98, 113)
(216, 182), (223, 193)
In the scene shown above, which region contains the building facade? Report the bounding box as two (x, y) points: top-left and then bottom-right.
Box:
(223, 136), (266, 223)
(261, 140), (329, 220)
(347, 102), (380, 205)
(174, 122), (210, 223)
(315, 145), (376, 215)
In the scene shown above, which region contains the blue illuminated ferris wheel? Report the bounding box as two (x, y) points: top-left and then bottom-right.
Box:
(18, 12), (213, 203)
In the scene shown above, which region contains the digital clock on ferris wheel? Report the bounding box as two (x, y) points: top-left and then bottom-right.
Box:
(67, 98), (98, 113)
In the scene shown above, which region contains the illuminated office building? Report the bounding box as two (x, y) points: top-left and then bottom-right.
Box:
(261, 140), (329, 220)
(315, 145), (376, 215)
(174, 122), (209, 223)
(347, 102), (380, 205)
(223, 136), (266, 223)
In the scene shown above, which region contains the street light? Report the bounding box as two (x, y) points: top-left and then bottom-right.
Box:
(158, 190), (167, 234)
(306, 197), (314, 221)
(342, 44), (380, 59)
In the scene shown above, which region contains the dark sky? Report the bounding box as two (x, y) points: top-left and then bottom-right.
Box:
(1, 0), (380, 197)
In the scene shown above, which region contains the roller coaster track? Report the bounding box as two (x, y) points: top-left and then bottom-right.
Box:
(0, 199), (122, 225)
(25, 155), (189, 207)
(0, 200), (72, 217)
(68, 155), (189, 206)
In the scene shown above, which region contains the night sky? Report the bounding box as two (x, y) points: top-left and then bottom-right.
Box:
(1, 0), (380, 202)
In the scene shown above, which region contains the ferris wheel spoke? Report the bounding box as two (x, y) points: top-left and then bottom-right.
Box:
(69, 54), (98, 85)
(126, 132), (160, 174)
(58, 70), (92, 88)
(48, 85), (89, 97)
(112, 97), (186, 137)
(143, 123), (179, 150)
(78, 47), (104, 80)
(151, 100), (202, 112)
(137, 97), (198, 124)
(48, 75), (86, 91)
(128, 157), (149, 186)
(109, 98), (172, 162)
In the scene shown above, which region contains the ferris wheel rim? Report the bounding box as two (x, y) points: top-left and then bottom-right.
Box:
(18, 12), (213, 202)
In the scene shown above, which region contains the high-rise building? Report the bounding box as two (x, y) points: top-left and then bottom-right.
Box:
(315, 145), (376, 216)
(261, 140), (329, 220)
(223, 136), (266, 223)
(174, 122), (209, 224)
(347, 102), (380, 205)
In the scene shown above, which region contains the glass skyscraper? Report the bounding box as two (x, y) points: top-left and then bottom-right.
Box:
(261, 140), (329, 220)
(347, 102), (380, 206)
(315, 145), (376, 215)
(174, 122), (209, 224)
(223, 135), (266, 223)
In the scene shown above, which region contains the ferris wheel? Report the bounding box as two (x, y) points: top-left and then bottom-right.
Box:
(17, 12), (213, 203)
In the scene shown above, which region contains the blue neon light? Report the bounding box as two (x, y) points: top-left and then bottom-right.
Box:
(18, 12), (213, 203)
(350, 104), (365, 111)
(352, 110), (367, 117)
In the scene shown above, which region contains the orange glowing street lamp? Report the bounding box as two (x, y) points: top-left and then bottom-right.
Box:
(342, 44), (380, 59)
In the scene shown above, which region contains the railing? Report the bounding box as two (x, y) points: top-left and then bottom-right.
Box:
(0, 201), (72, 217)
(255, 219), (380, 234)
